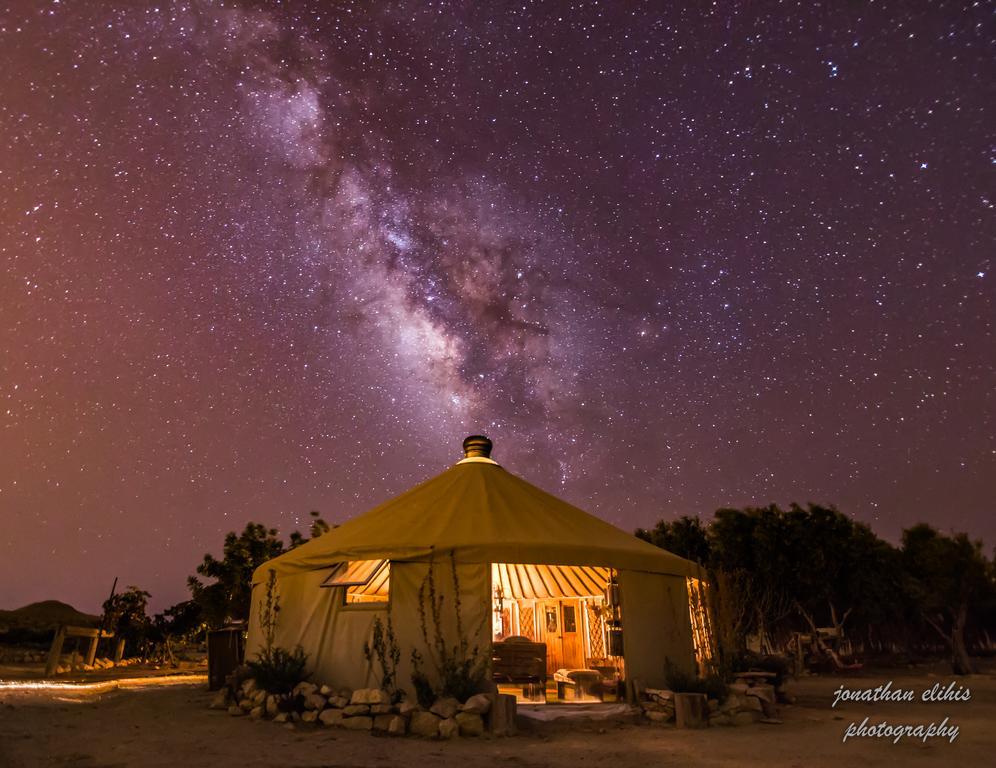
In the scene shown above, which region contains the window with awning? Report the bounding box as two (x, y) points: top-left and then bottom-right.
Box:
(321, 559), (390, 603)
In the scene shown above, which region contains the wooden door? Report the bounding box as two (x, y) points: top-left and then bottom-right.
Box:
(539, 601), (563, 673)
(560, 600), (584, 669)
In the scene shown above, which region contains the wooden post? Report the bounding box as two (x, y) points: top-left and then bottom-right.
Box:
(85, 636), (100, 666)
(488, 693), (517, 736)
(45, 626), (67, 677)
(114, 638), (125, 663)
(675, 692), (708, 728)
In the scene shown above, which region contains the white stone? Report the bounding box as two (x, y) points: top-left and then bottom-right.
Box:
(319, 709), (344, 727)
(304, 694), (327, 711)
(459, 694), (492, 715)
(342, 716), (373, 730)
(438, 718), (459, 739)
(430, 697), (460, 719)
(409, 710), (441, 738)
(454, 712), (484, 736)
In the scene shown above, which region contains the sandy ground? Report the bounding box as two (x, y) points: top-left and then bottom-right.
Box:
(1, 668), (994, 768)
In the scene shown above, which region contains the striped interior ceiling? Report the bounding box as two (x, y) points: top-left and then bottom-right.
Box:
(492, 563), (609, 600)
(323, 559), (390, 595)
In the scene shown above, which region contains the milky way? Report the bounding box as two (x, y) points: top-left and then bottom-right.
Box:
(1, 1), (992, 611)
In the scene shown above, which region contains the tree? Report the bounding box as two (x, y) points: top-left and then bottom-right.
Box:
(102, 586), (151, 652)
(188, 523), (285, 628)
(188, 514), (333, 628)
(636, 515), (711, 563)
(902, 524), (990, 675)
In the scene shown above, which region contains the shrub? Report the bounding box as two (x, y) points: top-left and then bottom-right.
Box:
(363, 616), (402, 701)
(664, 660), (729, 703)
(410, 551), (489, 704)
(246, 645), (309, 696)
(245, 569), (309, 697)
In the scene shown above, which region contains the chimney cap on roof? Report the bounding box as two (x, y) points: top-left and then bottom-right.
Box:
(462, 435), (493, 459)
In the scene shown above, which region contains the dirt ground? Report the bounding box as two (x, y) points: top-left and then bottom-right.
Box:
(1, 667), (994, 768)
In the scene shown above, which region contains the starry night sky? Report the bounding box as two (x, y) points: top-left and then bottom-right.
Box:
(1, 1), (993, 612)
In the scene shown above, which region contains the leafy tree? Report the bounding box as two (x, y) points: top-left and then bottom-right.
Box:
(188, 523), (286, 628)
(155, 599), (204, 642)
(102, 586), (151, 651)
(636, 515), (711, 563)
(288, 510), (333, 549)
(188, 513), (333, 628)
(902, 524), (990, 674)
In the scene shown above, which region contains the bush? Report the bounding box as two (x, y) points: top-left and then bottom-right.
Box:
(664, 661), (729, 703)
(246, 646), (309, 696)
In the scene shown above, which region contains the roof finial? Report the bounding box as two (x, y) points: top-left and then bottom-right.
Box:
(462, 435), (492, 459)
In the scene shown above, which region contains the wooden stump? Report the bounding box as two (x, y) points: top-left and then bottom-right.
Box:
(674, 692), (708, 729)
(488, 693), (518, 736)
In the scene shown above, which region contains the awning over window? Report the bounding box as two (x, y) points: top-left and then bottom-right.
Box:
(492, 563), (610, 600)
(321, 559), (389, 594)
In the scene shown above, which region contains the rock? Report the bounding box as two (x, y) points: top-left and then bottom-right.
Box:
(242, 679), (258, 696)
(746, 684), (775, 703)
(239, 698), (254, 712)
(304, 694), (328, 711)
(455, 712), (484, 736)
(252, 689), (268, 706)
(370, 703), (393, 715)
(728, 683), (749, 695)
(430, 696), (461, 719)
(228, 705), (244, 716)
(293, 681), (318, 698)
(329, 695), (349, 708)
(387, 715), (407, 735)
(438, 718), (459, 739)
(342, 716), (373, 730)
(742, 696), (763, 712)
(720, 694), (741, 712)
(291, 711), (301, 722)
(319, 709), (344, 727)
(350, 688), (390, 705)
(209, 690), (230, 710)
(409, 710), (441, 738)
(343, 704), (370, 716)
(283, 722), (296, 731)
(732, 711), (761, 726)
(265, 695), (280, 717)
(460, 694), (492, 715)
(301, 711), (318, 723)
(645, 710), (670, 722)
(249, 706), (264, 720)
(320, 684), (333, 696)
(640, 701), (664, 712)
(373, 713), (395, 731)
(397, 700), (417, 716)
(274, 712), (289, 723)
(709, 713), (732, 727)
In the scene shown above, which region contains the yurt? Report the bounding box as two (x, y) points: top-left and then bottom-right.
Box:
(247, 436), (712, 704)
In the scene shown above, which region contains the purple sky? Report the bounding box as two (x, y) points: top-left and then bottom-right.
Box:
(1, 1), (992, 613)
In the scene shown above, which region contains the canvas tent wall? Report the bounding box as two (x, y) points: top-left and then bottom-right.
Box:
(247, 441), (701, 693)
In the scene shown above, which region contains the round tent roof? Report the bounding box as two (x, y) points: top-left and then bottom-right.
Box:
(253, 438), (697, 582)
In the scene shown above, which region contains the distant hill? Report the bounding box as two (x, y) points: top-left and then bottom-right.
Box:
(0, 600), (101, 632)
